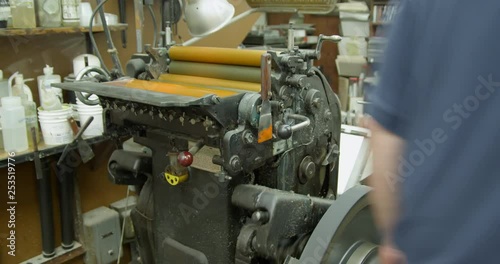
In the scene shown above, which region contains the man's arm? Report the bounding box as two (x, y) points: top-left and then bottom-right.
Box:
(366, 117), (404, 241)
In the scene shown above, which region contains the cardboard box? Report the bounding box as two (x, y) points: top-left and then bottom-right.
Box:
(338, 2), (370, 37)
(338, 77), (349, 111)
(338, 37), (367, 57)
(336, 56), (366, 77)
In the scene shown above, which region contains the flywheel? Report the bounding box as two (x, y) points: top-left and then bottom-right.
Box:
(287, 185), (380, 264)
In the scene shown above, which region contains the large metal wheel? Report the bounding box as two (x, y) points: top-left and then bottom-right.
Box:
(75, 66), (110, 105)
(294, 185), (380, 264)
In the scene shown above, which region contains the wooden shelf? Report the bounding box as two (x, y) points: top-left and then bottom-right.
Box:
(0, 23), (127, 36)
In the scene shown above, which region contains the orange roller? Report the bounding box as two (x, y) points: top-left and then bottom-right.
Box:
(169, 46), (266, 67)
(158, 74), (260, 92)
(109, 79), (238, 98)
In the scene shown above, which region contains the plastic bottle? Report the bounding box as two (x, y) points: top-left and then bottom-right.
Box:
(10, 74), (34, 102)
(10, 0), (37, 28)
(61, 0), (80, 26)
(0, 70), (8, 149)
(1, 96), (28, 152)
(36, 0), (62, 27)
(12, 76), (39, 147)
(0, 70), (10, 101)
(37, 65), (62, 105)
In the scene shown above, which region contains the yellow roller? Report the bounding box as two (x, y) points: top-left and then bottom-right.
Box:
(108, 79), (238, 98)
(158, 74), (260, 92)
(169, 46), (266, 67)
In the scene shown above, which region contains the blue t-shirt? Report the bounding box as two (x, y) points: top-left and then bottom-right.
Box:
(368, 0), (500, 263)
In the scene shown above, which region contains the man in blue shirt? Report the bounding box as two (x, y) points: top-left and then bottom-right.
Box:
(367, 0), (500, 263)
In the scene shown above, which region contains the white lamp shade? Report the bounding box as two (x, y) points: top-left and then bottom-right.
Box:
(184, 0), (235, 37)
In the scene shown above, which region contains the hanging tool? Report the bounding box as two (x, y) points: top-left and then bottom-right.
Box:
(258, 53), (273, 143)
(57, 116), (96, 166)
(118, 0), (127, 48)
(134, 0), (145, 53)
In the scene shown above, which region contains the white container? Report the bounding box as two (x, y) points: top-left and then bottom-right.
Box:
(338, 37), (368, 57)
(61, 0), (80, 26)
(97, 12), (118, 25)
(336, 56), (366, 77)
(1, 96), (28, 152)
(73, 54), (100, 76)
(38, 104), (72, 118)
(38, 104), (73, 145)
(79, 2), (93, 27)
(338, 2), (370, 37)
(0, 70), (10, 102)
(340, 19), (369, 37)
(77, 105), (103, 137)
(11, 74), (33, 102)
(37, 65), (62, 105)
(36, 0), (62, 27)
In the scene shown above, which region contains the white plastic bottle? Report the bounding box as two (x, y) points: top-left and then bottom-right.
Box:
(1, 96), (28, 152)
(0, 70), (9, 100)
(10, 74), (33, 102)
(37, 65), (62, 105)
(13, 76), (39, 147)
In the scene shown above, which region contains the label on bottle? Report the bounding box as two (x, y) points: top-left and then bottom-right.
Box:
(61, 0), (79, 20)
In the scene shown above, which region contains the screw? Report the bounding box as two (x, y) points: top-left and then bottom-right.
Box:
(212, 96), (221, 104)
(252, 210), (270, 224)
(230, 156), (241, 170)
(108, 249), (114, 256)
(243, 131), (255, 144)
(312, 98), (321, 108)
(324, 110), (332, 121)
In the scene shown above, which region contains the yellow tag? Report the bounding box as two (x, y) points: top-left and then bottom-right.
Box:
(164, 172), (188, 186)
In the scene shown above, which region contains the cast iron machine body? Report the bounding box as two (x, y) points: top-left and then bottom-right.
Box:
(55, 38), (379, 263)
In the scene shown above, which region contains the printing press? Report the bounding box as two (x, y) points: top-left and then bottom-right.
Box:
(54, 5), (380, 264)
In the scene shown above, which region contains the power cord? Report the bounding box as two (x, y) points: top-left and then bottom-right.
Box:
(88, 0), (111, 74)
(116, 187), (131, 264)
(147, 4), (158, 47)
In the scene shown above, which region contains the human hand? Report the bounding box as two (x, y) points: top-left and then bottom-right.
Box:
(379, 240), (406, 264)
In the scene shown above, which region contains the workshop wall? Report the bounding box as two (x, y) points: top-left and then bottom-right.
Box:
(267, 13), (341, 92)
(0, 1), (258, 263)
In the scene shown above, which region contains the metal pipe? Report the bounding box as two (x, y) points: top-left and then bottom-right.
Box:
(37, 158), (56, 257)
(96, 0), (124, 75)
(134, 0), (145, 53)
(57, 158), (76, 249)
(287, 22), (294, 50)
(288, 114), (311, 132)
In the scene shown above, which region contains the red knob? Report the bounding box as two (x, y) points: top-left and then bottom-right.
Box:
(177, 151), (193, 167)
